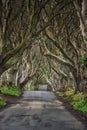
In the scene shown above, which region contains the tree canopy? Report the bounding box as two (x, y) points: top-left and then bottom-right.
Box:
(0, 0), (87, 94)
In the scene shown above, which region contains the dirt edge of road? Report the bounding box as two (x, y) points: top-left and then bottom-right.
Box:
(0, 95), (22, 112)
(56, 94), (87, 127)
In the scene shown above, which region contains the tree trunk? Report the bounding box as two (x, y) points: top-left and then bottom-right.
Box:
(74, 77), (81, 94)
(74, 0), (87, 37)
(72, 67), (82, 94)
(73, 70), (82, 94)
(0, 31), (3, 55)
(0, 68), (4, 76)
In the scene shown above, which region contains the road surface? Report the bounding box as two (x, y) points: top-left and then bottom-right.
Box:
(0, 90), (86, 130)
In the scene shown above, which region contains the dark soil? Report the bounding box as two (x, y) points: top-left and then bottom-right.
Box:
(57, 94), (87, 127)
(0, 94), (22, 112)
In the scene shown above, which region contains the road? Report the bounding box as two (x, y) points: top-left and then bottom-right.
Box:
(0, 90), (86, 130)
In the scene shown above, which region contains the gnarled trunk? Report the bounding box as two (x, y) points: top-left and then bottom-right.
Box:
(74, 0), (87, 37)
(72, 69), (82, 94)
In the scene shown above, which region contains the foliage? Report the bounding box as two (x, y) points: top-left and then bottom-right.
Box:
(0, 85), (21, 97)
(58, 90), (87, 115)
(71, 100), (87, 114)
(71, 93), (83, 101)
(0, 97), (6, 107)
(71, 92), (87, 114)
(84, 33), (87, 41)
(65, 90), (74, 97)
(79, 56), (87, 67)
(58, 92), (64, 97)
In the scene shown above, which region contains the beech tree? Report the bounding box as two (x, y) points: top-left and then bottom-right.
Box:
(0, 0), (61, 75)
(74, 0), (87, 38)
(38, 0), (86, 93)
(0, 0), (87, 92)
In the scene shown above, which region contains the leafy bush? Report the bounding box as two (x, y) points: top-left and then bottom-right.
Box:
(58, 92), (64, 97)
(0, 85), (21, 97)
(58, 90), (87, 115)
(71, 100), (87, 114)
(80, 56), (87, 67)
(72, 93), (83, 101)
(0, 97), (6, 107)
(65, 90), (74, 97)
(70, 93), (87, 114)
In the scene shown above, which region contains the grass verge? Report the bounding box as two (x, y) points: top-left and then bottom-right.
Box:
(0, 97), (6, 107)
(58, 90), (87, 115)
(0, 85), (21, 97)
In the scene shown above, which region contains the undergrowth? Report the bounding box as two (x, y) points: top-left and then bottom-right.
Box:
(58, 90), (87, 115)
(0, 97), (6, 107)
(0, 85), (21, 97)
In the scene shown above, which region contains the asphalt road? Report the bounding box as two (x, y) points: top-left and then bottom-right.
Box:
(0, 90), (86, 130)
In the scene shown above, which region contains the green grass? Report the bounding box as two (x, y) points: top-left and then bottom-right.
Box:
(58, 92), (64, 97)
(71, 100), (87, 114)
(71, 93), (83, 101)
(0, 85), (21, 97)
(0, 97), (6, 107)
(58, 90), (87, 115)
(71, 93), (87, 114)
(65, 90), (74, 97)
